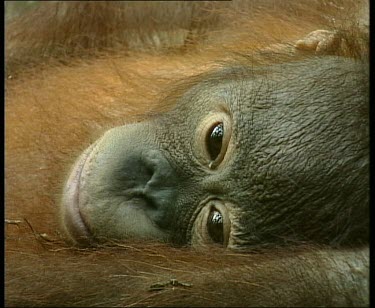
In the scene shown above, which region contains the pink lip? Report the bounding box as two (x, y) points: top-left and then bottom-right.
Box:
(62, 142), (97, 243)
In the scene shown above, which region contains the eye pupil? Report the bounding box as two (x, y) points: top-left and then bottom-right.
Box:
(207, 122), (224, 161)
(207, 209), (224, 244)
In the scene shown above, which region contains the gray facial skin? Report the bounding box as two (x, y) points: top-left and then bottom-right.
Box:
(61, 56), (368, 249)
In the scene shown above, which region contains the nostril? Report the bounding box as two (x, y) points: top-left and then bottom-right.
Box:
(114, 154), (155, 190)
(140, 150), (162, 183)
(144, 164), (154, 182)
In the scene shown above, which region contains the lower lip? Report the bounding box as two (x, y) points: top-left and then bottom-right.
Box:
(62, 142), (98, 242)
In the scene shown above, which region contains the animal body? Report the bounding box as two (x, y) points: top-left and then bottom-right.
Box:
(5, 1), (369, 306)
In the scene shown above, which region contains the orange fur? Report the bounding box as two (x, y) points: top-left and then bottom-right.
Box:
(5, 1), (369, 306)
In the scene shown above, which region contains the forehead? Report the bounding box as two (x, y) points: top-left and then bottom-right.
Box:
(176, 56), (365, 111)
(156, 56), (366, 142)
(172, 61), (303, 112)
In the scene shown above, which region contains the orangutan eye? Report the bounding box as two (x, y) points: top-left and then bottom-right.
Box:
(207, 208), (224, 244)
(194, 111), (232, 170)
(206, 122), (224, 161)
(191, 200), (231, 248)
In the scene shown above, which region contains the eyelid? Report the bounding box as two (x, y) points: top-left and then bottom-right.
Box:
(191, 200), (231, 248)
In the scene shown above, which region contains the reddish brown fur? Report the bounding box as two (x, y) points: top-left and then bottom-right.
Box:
(5, 1), (369, 306)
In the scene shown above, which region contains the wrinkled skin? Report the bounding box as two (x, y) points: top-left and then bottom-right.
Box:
(6, 1), (369, 307)
(62, 57), (368, 248)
